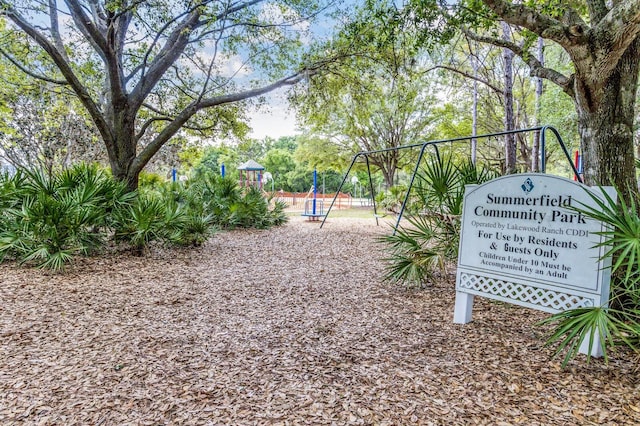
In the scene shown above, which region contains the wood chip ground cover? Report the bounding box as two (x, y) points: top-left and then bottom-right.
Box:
(1, 217), (638, 425)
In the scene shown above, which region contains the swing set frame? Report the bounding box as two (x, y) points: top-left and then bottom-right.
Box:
(319, 125), (580, 233)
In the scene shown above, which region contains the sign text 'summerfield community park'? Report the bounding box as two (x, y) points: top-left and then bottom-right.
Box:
(453, 174), (615, 356)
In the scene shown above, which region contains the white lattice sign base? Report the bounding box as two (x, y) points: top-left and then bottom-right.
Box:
(458, 272), (595, 312)
(454, 174), (615, 358)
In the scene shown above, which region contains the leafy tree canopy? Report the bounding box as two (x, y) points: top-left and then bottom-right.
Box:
(0, 0), (341, 189)
(293, 0), (439, 188)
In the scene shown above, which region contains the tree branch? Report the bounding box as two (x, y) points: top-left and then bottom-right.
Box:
(136, 8), (193, 83)
(1, 1), (112, 144)
(424, 65), (503, 95)
(480, 0), (587, 46)
(64, 0), (109, 55)
(587, 0), (609, 24)
(87, 0), (107, 23)
(465, 30), (575, 98)
(65, 0), (128, 104)
(136, 116), (170, 142)
(592, 0), (640, 78)
(0, 47), (68, 85)
(129, 9), (201, 110)
(131, 0), (265, 112)
(136, 102), (211, 140)
(132, 70), (308, 172)
(49, 0), (69, 62)
(137, 108), (241, 137)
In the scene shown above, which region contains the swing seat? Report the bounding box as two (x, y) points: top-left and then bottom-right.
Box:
(301, 199), (325, 221)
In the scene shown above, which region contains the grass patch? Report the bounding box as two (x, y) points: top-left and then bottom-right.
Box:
(287, 207), (385, 219)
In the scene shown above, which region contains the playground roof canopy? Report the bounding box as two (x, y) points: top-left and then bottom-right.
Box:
(237, 160), (265, 171)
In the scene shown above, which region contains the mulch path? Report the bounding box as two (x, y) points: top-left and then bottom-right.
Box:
(1, 217), (638, 425)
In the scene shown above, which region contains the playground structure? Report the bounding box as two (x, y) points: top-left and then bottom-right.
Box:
(237, 160), (265, 189)
(320, 125), (579, 233)
(230, 160), (357, 210)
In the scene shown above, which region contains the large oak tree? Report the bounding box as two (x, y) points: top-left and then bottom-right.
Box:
(442, 0), (640, 192)
(1, 0), (330, 189)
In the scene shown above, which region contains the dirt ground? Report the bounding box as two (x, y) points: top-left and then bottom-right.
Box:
(1, 216), (639, 425)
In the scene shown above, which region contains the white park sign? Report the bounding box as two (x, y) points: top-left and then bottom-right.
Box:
(454, 174), (615, 356)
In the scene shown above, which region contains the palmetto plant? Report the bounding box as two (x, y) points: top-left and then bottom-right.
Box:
(229, 186), (271, 228)
(539, 187), (640, 366)
(268, 198), (288, 227)
(539, 306), (638, 367)
(183, 173), (237, 227)
(414, 156), (499, 215)
(415, 155), (462, 215)
(380, 156), (497, 287)
(174, 211), (216, 247)
(380, 213), (459, 287)
(159, 193), (216, 247)
(183, 172), (287, 230)
(0, 164), (133, 270)
(377, 184), (412, 214)
(113, 194), (175, 254)
(0, 170), (26, 237)
(0, 165), (287, 269)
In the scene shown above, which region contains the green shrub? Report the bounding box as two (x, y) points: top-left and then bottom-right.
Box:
(114, 182), (216, 252)
(540, 187), (640, 366)
(380, 157), (497, 287)
(0, 164), (133, 270)
(178, 173), (287, 230)
(379, 213), (459, 288)
(414, 156), (499, 216)
(0, 165), (286, 269)
(268, 198), (288, 227)
(113, 194), (172, 254)
(377, 185), (412, 214)
(115, 172), (287, 252)
(229, 186), (270, 228)
(138, 171), (165, 190)
(173, 211), (216, 247)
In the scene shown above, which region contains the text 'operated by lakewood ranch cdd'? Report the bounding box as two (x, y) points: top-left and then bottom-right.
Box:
(454, 174), (615, 357)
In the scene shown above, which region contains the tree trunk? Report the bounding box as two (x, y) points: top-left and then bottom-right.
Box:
(575, 39), (640, 195)
(381, 163), (395, 189)
(502, 22), (516, 174)
(106, 105), (140, 192)
(532, 37), (544, 173)
(369, 151), (398, 190)
(109, 153), (140, 192)
(474, 0), (640, 199)
(471, 46), (478, 165)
